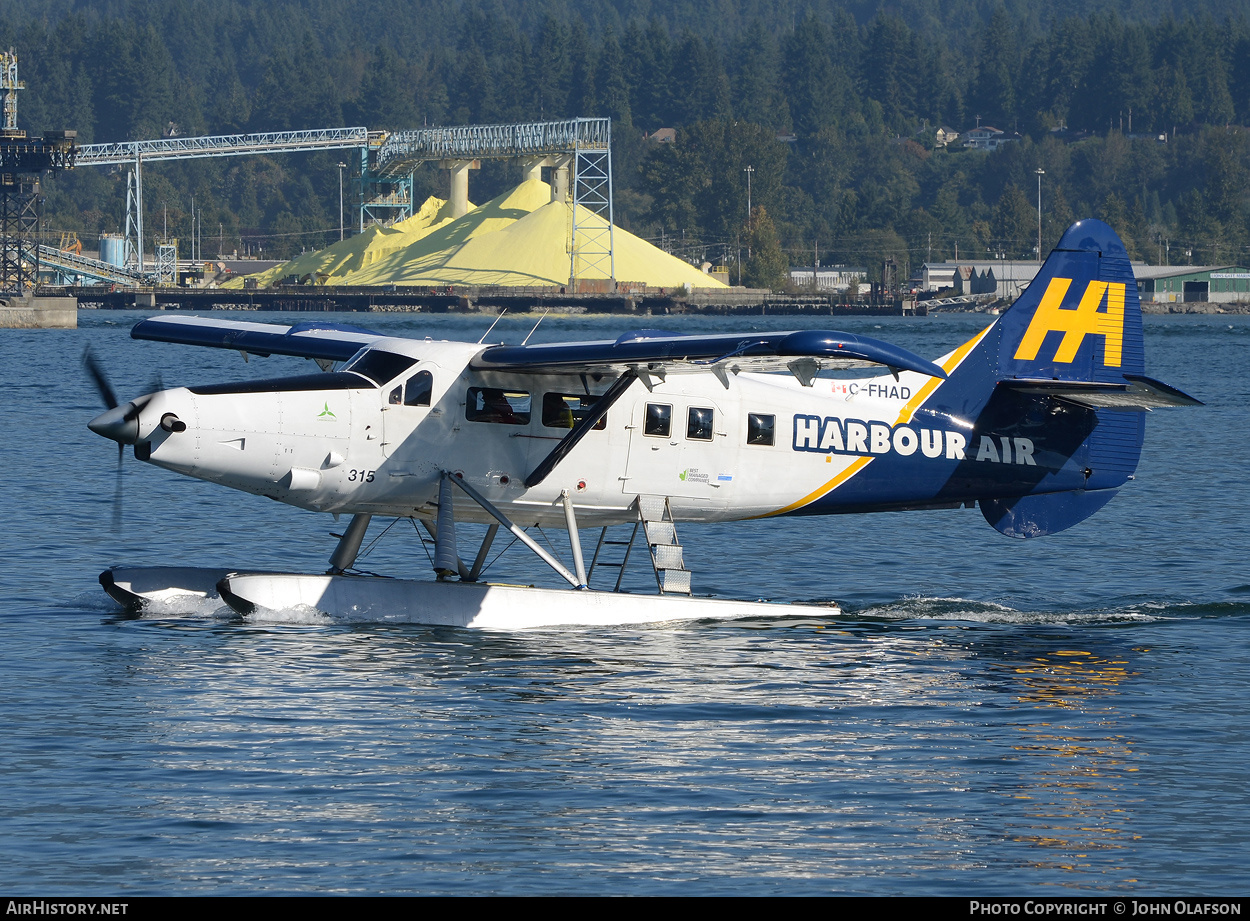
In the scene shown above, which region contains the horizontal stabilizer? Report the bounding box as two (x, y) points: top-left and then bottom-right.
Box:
(132, 315), (383, 362)
(473, 329), (948, 380)
(998, 374), (1202, 411)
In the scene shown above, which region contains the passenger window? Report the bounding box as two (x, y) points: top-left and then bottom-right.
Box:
(466, 387), (531, 425)
(687, 407), (714, 441)
(405, 370), (433, 407)
(388, 385), (402, 405)
(747, 413), (775, 446)
(542, 393), (606, 430)
(644, 403), (672, 437)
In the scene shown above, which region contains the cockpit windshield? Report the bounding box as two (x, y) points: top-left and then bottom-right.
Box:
(343, 350), (417, 386)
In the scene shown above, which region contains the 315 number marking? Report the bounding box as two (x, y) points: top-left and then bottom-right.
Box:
(347, 469), (375, 483)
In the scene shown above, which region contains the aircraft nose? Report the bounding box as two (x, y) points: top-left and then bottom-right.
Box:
(88, 403), (140, 445)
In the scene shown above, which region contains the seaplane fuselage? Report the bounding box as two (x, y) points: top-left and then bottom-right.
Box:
(123, 336), (1011, 527)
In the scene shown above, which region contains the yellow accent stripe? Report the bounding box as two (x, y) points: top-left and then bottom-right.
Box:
(896, 322), (993, 425)
(757, 322), (996, 518)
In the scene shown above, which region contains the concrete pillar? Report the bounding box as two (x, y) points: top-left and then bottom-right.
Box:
(551, 154), (573, 204)
(520, 155), (554, 184)
(439, 159), (480, 218)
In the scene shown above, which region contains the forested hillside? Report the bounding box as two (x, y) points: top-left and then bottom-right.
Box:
(5, 0), (1250, 283)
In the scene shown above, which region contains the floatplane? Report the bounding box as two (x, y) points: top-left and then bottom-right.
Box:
(86, 220), (1198, 628)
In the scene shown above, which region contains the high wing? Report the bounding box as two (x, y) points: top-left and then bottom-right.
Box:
(132, 316), (946, 382)
(131, 315), (384, 362)
(472, 328), (948, 383)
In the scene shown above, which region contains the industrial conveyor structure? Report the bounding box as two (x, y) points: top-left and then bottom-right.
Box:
(364, 117), (615, 287)
(37, 244), (145, 286)
(76, 127), (371, 275)
(73, 118), (615, 288)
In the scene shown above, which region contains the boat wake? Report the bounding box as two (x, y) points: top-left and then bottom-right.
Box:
(849, 595), (1250, 625)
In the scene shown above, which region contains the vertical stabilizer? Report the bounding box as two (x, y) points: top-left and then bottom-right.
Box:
(995, 219), (1144, 383)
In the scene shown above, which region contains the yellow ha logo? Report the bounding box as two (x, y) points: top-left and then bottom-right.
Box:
(1013, 278), (1126, 367)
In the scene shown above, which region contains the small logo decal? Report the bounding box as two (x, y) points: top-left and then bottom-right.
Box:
(318, 402), (336, 420)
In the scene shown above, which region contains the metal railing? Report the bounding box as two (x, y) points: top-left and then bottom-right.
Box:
(37, 245), (145, 286)
(76, 127), (370, 165)
(373, 118), (610, 177)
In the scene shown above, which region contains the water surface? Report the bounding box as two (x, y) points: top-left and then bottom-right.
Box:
(0, 311), (1245, 894)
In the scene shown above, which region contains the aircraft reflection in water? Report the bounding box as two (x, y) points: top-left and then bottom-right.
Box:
(988, 644), (1144, 871)
(86, 220), (1199, 628)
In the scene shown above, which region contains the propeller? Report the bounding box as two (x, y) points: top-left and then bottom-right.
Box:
(83, 347), (162, 446)
(83, 347), (165, 530)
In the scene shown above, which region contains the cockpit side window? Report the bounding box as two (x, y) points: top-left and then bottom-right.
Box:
(405, 370), (433, 407)
(343, 350), (417, 386)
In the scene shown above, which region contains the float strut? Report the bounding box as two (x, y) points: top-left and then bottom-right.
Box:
(468, 523), (500, 582)
(443, 472), (585, 589)
(561, 490), (587, 587)
(328, 513), (372, 573)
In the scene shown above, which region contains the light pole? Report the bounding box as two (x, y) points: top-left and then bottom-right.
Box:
(1035, 168), (1044, 261)
(337, 162), (347, 242)
(743, 165), (754, 258)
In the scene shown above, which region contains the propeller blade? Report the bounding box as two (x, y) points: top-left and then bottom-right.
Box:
(113, 446), (123, 532)
(122, 394), (154, 423)
(118, 374), (164, 424)
(82, 347), (119, 410)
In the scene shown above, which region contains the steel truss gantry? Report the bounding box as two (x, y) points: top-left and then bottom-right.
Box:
(77, 127), (369, 275)
(569, 121), (614, 290)
(370, 118), (610, 177)
(0, 174), (39, 291)
(74, 127), (371, 167)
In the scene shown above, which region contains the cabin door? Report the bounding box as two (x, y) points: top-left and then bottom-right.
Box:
(622, 396), (733, 503)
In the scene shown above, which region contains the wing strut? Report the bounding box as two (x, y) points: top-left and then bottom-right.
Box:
(524, 370), (638, 489)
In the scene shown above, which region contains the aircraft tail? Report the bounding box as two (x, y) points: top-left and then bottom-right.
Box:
(934, 219), (1195, 538)
(995, 218), (1144, 384)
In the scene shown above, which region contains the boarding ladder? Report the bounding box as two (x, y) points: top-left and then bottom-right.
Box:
(587, 495), (691, 594)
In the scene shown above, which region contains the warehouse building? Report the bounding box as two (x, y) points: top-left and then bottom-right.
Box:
(1134, 266), (1250, 303)
(920, 260), (1250, 304)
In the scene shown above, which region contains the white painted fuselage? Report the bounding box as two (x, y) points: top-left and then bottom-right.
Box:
(129, 334), (982, 528)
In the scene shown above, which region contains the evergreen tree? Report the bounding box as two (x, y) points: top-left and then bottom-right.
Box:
(595, 30), (632, 129)
(969, 5), (1016, 128)
(864, 14), (916, 132)
(782, 15), (841, 138)
(353, 45), (419, 130)
(743, 206), (787, 289)
(991, 184), (1037, 257)
(728, 22), (787, 131)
